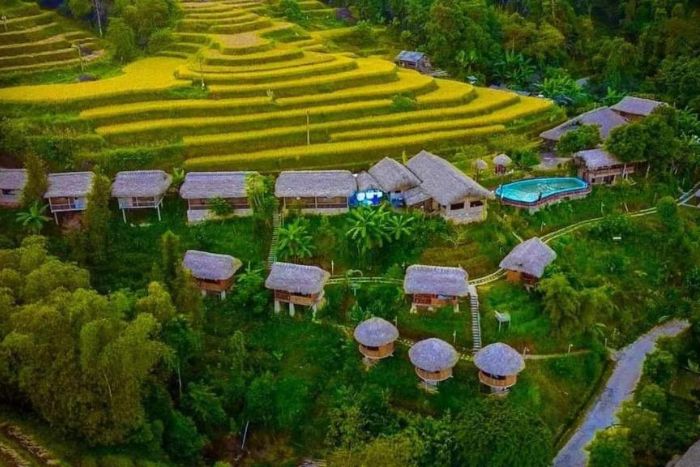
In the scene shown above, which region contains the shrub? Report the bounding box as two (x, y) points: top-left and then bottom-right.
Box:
(209, 197), (233, 216)
(556, 124), (601, 155)
(106, 18), (138, 63)
(147, 28), (174, 54)
(390, 93), (417, 112)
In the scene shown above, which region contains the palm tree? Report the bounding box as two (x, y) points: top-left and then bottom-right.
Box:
(16, 202), (50, 233)
(385, 214), (415, 242)
(537, 273), (580, 333)
(346, 205), (390, 256)
(277, 218), (314, 261)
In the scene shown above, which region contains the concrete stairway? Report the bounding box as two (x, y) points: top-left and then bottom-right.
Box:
(469, 284), (482, 353)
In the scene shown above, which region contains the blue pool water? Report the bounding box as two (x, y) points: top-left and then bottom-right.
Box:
(495, 177), (589, 204)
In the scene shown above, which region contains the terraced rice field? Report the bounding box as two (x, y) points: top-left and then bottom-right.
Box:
(0, 0), (556, 171)
(0, 2), (103, 75)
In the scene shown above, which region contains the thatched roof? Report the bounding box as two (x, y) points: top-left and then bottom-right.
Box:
(275, 171), (356, 198)
(574, 148), (623, 169)
(674, 438), (700, 467)
(539, 107), (627, 142)
(403, 185), (431, 206)
(368, 157), (420, 192)
(611, 96), (664, 117)
(265, 262), (330, 295)
(355, 171), (381, 192)
(404, 264), (469, 297)
(353, 317), (399, 347)
(493, 154), (512, 166)
(180, 171), (253, 199)
(406, 151), (493, 204)
(44, 172), (94, 198)
(183, 250), (242, 281)
(474, 342), (525, 376)
(473, 159), (488, 171)
(409, 338), (459, 372)
(0, 168), (26, 190)
(499, 237), (556, 278)
(111, 170), (171, 198)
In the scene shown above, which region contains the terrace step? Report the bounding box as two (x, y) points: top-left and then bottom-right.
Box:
(3, 12), (54, 31)
(0, 23), (60, 46)
(0, 36), (68, 56)
(0, 47), (80, 68)
(201, 47), (304, 67)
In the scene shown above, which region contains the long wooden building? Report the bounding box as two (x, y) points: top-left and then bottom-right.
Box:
(275, 170), (356, 215)
(403, 264), (470, 313)
(111, 170), (171, 222)
(265, 262), (330, 317)
(180, 171), (255, 223)
(183, 250), (242, 299)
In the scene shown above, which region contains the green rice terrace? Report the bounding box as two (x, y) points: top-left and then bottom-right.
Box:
(0, 0), (556, 172)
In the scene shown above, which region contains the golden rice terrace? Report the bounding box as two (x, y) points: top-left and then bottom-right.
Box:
(0, 0), (557, 172)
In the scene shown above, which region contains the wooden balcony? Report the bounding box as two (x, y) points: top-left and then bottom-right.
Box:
(274, 290), (321, 307)
(415, 366), (452, 383)
(479, 371), (517, 388)
(359, 343), (394, 360)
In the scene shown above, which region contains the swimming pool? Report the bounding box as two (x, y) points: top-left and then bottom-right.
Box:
(495, 177), (591, 209)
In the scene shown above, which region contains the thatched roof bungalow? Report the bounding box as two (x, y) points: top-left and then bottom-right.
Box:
(404, 264), (469, 312)
(409, 338), (459, 385)
(406, 150), (493, 223)
(275, 170), (356, 214)
(492, 154), (512, 174)
(0, 168), (26, 207)
(474, 343), (525, 393)
(574, 148), (636, 185)
(611, 96), (664, 120)
(265, 262), (330, 317)
(180, 172), (255, 223)
(499, 237), (556, 284)
(111, 170), (171, 222)
(368, 157), (421, 205)
(183, 250), (242, 299)
(353, 317), (399, 361)
(354, 171), (384, 206)
(539, 107), (627, 148)
(44, 172), (94, 224)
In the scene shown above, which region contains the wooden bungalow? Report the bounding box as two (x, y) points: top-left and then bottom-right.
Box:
(0, 168), (26, 207)
(574, 148), (636, 185)
(111, 170), (171, 222)
(499, 237), (556, 286)
(539, 107), (628, 150)
(265, 262), (330, 318)
(367, 157), (421, 206)
(353, 171), (384, 206)
(353, 317), (399, 364)
(474, 342), (525, 394)
(406, 150), (494, 223)
(394, 51), (431, 73)
(403, 264), (469, 313)
(44, 172), (94, 225)
(610, 96), (664, 121)
(275, 170), (356, 215)
(180, 171), (255, 223)
(183, 250), (242, 299)
(492, 154), (512, 175)
(408, 338), (459, 387)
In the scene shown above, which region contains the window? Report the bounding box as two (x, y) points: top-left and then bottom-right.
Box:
(450, 202), (465, 210)
(1, 189), (13, 196)
(470, 200), (484, 207)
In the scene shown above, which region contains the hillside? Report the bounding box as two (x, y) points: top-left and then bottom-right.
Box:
(0, 0), (556, 172)
(0, 1), (103, 76)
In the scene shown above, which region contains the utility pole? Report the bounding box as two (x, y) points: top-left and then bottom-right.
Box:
(92, 0), (103, 37)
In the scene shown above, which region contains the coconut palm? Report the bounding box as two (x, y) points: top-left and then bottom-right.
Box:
(277, 218), (314, 261)
(16, 202), (50, 233)
(385, 214), (415, 242)
(346, 205), (390, 256)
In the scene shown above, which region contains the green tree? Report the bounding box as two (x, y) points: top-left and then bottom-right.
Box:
(171, 266), (203, 326)
(246, 173), (277, 228)
(15, 202), (50, 234)
(107, 18), (138, 63)
(638, 383), (667, 412)
(385, 213), (415, 241)
(277, 218), (314, 261)
(346, 205), (390, 257)
(537, 273), (580, 333)
(656, 196), (680, 233)
(606, 122), (649, 163)
(160, 231), (181, 289)
(21, 152), (47, 207)
(135, 282), (176, 324)
(84, 173), (111, 264)
(556, 124), (602, 155)
(643, 349), (676, 386)
(328, 432), (424, 467)
(184, 382), (227, 431)
(588, 426), (633, 467)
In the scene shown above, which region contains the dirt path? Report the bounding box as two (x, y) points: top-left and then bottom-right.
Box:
(553, 319), (690, 467)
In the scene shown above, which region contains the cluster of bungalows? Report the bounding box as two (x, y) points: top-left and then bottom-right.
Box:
(540, 96), (665, 185)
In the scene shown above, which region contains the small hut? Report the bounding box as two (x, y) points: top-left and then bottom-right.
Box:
(406, 150), (494, 223)
(499, 237), (556, 285)
(394, 51), (431, 73)
(610, 96), (664, 121)
(368, 157), (421, 206)
(474, 342), (525, 394)
(353, 317), (399, 363)
(403, 265), (469, 313)
(539, 107), (628, 150)
(111, 170), (171, 222)
(492, 154), (512, 175)
(265, 262), (330, 317)
(408, 338), (459, 387)
(180, 171), (255, 223)
(574, 148), (636, 185)
(44, 172), (94, 224)
(353, 171), (384, 206)
(0, 168), (26, 207)
(183, 250), (242, 299)
(275, 170), (356, 214)
(473, 159), (488, 172)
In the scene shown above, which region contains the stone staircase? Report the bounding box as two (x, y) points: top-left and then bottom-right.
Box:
(469, 284), (482, 353)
